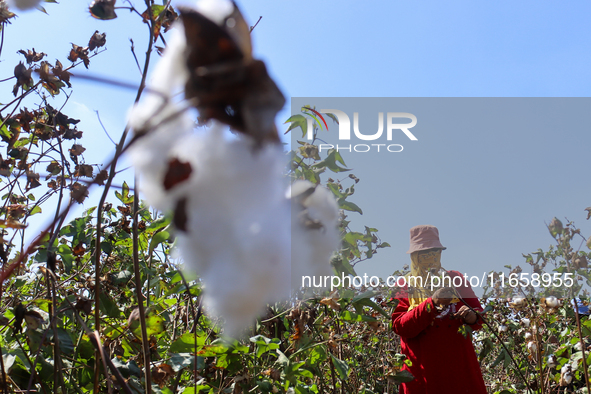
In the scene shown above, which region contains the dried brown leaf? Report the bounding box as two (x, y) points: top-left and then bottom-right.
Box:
(88, 31), (107, 51)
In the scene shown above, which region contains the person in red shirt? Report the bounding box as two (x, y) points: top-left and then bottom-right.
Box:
(391, 225), (488, 394)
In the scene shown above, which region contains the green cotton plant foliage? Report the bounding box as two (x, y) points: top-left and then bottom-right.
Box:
(330, 354), (349, 380)
(169, 331), (207, 353)
(285, 114), (308, 137)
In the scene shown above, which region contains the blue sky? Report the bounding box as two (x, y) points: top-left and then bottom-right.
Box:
(2, 0), (591, 294)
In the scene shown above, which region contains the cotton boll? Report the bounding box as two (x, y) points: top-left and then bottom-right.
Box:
(172, 130), (291, 336)
(509, 296), (526, 310)
(545, 296), (559, 308)
(194, 0), (252, 61)
(560, 364), (573, 386)
(527, 341), (537, 354)
(128, 26), (190, 135)
(547, 355), (557, 369)
(561, 365), (571, 374)
(194, 0), (234, 24)
(289, 180), (340, 291)
(128, 26), (195, 210)
(524, 332), (532, 341)
(7, 0), (41, 10)
(498, 324), (508, 333)
(521, 318), (530, 327)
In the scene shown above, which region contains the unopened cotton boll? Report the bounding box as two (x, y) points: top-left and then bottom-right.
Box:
(7, 0), (41, 10)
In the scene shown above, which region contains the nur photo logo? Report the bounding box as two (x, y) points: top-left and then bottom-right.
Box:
(286, 105), (419, 153)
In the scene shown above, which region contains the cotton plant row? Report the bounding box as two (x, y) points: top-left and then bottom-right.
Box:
(489, 294), (591, 391)
(128, 0), (340, 337)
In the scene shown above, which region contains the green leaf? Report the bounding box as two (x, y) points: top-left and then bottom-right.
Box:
(285, 114), (308, 137)
(169, 353), (195, 372)
(308, 346), (326, 367)
(112, 358), (142, 378)
(313, 150), (350, 173)
(13, 137), (31, 148)
(389, 370), (414, 383)
(327, 183), (345, 199)
(340, 310), (376, 322)
(0, 124), (11, 139)
(149, 229), (170, 256)
(169, 331), (207, 353)
(151, 4), (165, 18)
(333, 150), (347, 167)
(344, 232), (370, 246)
(57, 328), (75, 355)
(331, 256), (357, 277)
(115, 181), (133, 204)
(338, 200), (363, 214)
(148, 215), (171, 232)
(276, 349), (290, 367)
(324, 112), (339, 125)
(250, 335), (280, 358)
(112, 270), (132, 285)
(352, 291), (389, 318)
(330, 354), (349, 380)
(99, 292), (121, 318)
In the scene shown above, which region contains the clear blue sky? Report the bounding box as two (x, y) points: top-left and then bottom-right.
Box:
(3, 1), (591, 294)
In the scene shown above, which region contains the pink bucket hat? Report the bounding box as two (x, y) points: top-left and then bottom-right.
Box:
(406, 225), (447, 254)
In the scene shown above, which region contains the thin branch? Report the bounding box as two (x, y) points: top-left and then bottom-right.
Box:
(132, 173), (153, 392)
(249, 16), (262, 33)
(130, 39), (143, 75)
(94, 110), (117, 146)
(71, 72), (140, 91)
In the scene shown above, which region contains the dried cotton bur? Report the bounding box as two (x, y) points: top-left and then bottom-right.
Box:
(128, 0), (338, 337)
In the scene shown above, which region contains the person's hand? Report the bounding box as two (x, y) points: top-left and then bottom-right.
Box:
(454, 305), (478, 324)
(431, 287), (455, 307)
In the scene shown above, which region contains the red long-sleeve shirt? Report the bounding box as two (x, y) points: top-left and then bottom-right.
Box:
(391, 270), (488, 394)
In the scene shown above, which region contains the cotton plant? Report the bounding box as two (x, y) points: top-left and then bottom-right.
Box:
(128, 0), (340, 337)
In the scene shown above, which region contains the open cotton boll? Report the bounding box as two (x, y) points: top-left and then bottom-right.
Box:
(128, 26), (189, 135)
(128, 26), (195, 210)
(171, 129), (291, 336)
(7, 0), (41, 11)
(194, 0), (234, 24)
(128, 114), (195, 211)
(289, 180), (340, 290)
